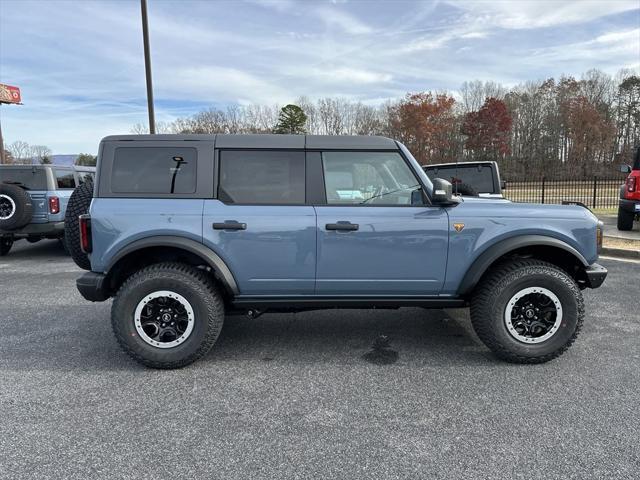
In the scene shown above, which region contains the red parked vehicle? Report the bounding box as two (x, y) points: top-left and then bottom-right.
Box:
(618, 147), (640, 231)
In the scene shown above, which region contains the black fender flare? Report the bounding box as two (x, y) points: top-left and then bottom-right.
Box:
(457, 235), (589, 296)
(106, 235), (239, 295)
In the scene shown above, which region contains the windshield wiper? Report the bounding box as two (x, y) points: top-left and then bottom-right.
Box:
(360, 184), (420, 204)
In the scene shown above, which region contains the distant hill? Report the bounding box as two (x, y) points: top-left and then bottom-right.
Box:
(50, 155), (78, 166)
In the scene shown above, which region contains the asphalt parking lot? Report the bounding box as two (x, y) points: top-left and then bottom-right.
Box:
(1, 240), (638, 479)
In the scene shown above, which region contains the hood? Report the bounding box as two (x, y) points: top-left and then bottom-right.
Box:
(452, 196), (597, 222)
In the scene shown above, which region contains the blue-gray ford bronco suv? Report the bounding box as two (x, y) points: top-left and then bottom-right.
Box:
(73, 134), (607, 369)
(0, 164), (95, 256)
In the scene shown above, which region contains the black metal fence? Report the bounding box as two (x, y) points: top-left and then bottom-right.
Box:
(504, 176), (626, 209)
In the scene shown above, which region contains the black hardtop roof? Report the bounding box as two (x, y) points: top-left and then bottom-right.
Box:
(100, 134), (398, 150)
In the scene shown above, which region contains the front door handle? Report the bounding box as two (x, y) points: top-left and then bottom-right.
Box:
(213, 221), (247, 230)
(326, 222), (359, 231)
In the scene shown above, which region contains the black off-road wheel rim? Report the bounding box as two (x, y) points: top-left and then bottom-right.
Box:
(504, 286), (563, 344)
(0, 194), (16, 220)
(134, 290), (195, 348)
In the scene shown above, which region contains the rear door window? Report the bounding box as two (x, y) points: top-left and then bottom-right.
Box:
(55, 169), (76, 189)
(111, 147), (197, 194)
(218, 150), (305, 204)
(0, 168), (48, 190)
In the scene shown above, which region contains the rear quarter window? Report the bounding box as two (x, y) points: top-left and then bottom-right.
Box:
(111, 147), (197, 194)
(0, 168), (48, 190)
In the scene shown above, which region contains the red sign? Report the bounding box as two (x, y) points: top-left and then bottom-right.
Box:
(0, 84), (21, 104)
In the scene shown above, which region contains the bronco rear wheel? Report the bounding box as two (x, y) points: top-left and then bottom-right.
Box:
(111, 263), (224, 369)
(470, 259), (584, 363)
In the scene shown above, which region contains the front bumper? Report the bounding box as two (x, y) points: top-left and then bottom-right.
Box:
(619, 198), (640, 214)
(0, 221), (64, 238)
(584, 263), (607, 289)
(76, 272), (109, 302)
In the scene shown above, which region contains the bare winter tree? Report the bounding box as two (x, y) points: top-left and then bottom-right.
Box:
(30, 145), (52, 164)
(460, 80), (507, 113)
(8, 140), (31, 164)
(126, 67), (639, 178)
(130, 121), (174, 134)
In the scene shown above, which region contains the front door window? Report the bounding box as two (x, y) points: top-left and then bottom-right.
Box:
(322, 151), (422, 206)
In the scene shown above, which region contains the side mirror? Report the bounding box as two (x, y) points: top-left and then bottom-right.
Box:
(501, 180), (507, 191)
(620, 164), (632, 174)
(432, 178), (454, 204)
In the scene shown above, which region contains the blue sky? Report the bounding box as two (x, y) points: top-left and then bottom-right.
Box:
(0, 0), (638, 154)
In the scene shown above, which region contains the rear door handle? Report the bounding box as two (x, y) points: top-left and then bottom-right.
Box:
(326, 222), (359, 231)
(212, 221), (247, 230)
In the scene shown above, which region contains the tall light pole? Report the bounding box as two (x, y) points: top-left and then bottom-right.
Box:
(141, 0), (156, 134)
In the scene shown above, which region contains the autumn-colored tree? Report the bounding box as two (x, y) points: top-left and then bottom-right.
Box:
(564, 96), (616, 177)
(127, 67), (638, 178)
(461, 97), (512, 159)
(387, 92), (457, 164)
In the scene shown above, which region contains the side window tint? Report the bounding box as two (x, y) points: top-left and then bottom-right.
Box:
(322, 152), (421, 205)
(112, 147), (197, 194)
(218, 151), (305, 204)
(55, 170), (76, 189)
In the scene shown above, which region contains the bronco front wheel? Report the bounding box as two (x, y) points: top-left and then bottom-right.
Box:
(111, 263), (224, 369)
(470, 259), (584, 363)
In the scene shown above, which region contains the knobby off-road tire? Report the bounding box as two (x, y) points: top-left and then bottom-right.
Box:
(470, 259), (584, 364)
(0, 183), (33, 230)
(617, 207), (634, 231)
(111, 263), (225, 369)
(64, 179), (93, 269)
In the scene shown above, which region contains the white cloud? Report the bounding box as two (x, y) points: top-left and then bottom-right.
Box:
(447, 0), (639, 29)
(165, 66), (291, 104)
(1, 0), (639, 153)
(314, 6), (373, 34)
(300, 66), (392, 84)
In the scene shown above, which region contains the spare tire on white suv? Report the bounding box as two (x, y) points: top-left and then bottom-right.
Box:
(0, 183), (33, 230)
(64, 179), (93, 270)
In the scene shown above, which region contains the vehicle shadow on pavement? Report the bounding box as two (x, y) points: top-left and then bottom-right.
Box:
(0, 306), (494, 372)
(2, 239), (68, 261)
(205, 308), (494, 367)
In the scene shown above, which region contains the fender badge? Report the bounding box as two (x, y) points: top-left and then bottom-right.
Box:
(453, 223), (465, 232)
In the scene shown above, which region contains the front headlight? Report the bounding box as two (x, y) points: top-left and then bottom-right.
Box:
(596, 221), (604, 254)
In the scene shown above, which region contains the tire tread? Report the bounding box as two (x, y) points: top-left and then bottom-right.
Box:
(470, 258), (584, 364)
(111, 262), (224, 369)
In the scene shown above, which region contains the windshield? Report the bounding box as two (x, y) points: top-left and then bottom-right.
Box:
(0, 168), (48, 190)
